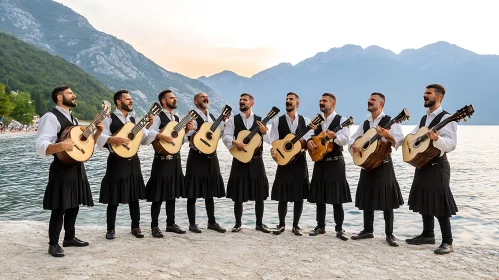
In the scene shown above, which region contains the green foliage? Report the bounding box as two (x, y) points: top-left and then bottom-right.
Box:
(9, 91), (36, 125)
(0, 84), (14, 118)
(0, 32), (113, 120)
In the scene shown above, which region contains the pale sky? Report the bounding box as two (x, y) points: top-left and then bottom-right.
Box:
(55, 0), (498, 79)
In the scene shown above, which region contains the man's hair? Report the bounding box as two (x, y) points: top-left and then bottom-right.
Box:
(158, 89), (172, 103)
(113, 89), (129, 105)
(426, 84), (446, 96)
(240, 93), (254, 100)
(287, 92), (300, 100)
(322, 93), (336, 101)
(371, 92), (386, 102)
(51, 86), (70, 103)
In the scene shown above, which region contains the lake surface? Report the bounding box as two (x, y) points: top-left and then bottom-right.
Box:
(0, 125), (498, 247)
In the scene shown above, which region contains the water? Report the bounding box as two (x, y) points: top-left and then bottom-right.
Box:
(0, 126), (498, 247)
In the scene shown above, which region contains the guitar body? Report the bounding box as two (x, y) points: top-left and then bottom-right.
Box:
(271, 133), (304, 166)
(56, 126), (95, 164)
(109, 122), (144, 158)
(192, 122), (221, 154)
(152, 121), (186, 155)
(229, 130), (263, 163)
(352, 127), (392, 170)
(308, 131), (333, 162)
(402, 126), (441, 169)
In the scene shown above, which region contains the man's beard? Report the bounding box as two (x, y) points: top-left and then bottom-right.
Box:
(121, 102), (133, 112)
(240, 104), (249, 112)
(285, 102), (294, 112)
(424, 99), (436, 108)
(367, 102), (377, 112)
(167, 101), (177, 109)
(320, 105), (330, 113)
(199, 101), (209, 109)
(62, 97), (76, 107)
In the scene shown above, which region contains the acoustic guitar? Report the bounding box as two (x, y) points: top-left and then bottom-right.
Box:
(352, 108), (410, 170)
(229, 106), (280, 163)
(56, 100), (112, 164)
(191, 105), (232, 155)
(308, 116), (354, 162)
(403, 104), (474, 168)
(109, 102), (162, 158)
(271, 114), (325, 166)
(152, 110), (198, 156)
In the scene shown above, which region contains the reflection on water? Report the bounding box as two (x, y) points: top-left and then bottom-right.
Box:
(0, 125), (498, 246)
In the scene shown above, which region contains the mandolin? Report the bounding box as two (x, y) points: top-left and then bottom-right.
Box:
(56, 100), (112, 164)
(109, 102), (162, 158)
(403, 104), (474, 168)
(308, 116), (354, 162)
(152, 110), (198, 156)
(191, 105), (232, 155)
(352, 108), (410, 170)
(229, 106), (280, 163)
(271, 113), (325, 166)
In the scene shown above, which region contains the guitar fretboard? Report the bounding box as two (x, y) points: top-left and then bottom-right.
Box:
(82, 109), (108, 138)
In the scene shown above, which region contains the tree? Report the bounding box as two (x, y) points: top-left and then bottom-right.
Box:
(0, 83), (14, 118)
(10, 91), (36, 125)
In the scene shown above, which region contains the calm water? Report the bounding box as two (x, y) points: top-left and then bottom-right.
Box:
(0, 126), (498, 247)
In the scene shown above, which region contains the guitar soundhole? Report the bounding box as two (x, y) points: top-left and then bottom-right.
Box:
(79, 135), (87, 142)
(206, 132), (213, 140)
(414, 139), (421, 148)
(128, 133), (135, 141)
(243, 138), (250, 144)
(171, 131), (178, 138)
(284, 142), (293, 151)
(362, 142), (369, 150)
(321, 139), (326, 145)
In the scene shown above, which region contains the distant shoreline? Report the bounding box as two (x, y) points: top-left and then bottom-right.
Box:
(0, 130), (36, 138)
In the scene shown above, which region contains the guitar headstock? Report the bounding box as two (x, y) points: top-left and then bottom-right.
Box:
(102, 100), (112, 117)
(187, 109), (199, 120)
(149, 102), (162, 116)
(266, 106), (280, 119)
(311, 113), (325, 126)
(449, 104), (474, 123)
(393, 108), (410, 123)
(341, 116), (354, 128)
(220, 105), (232, 118)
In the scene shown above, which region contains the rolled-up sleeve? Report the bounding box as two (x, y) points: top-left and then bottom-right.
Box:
(334, 116), (351, 146)
(35, 113), (60, 159)
(96, 117), (112, 151)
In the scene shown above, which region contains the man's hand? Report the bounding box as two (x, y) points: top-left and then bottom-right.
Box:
(145, 114), (154, 129)
(232, 140), (246, 150)
(307, 139), (317, 151)
(308, 123), (318, 131)
(185, 120), (195, 132)
(108, 136), (130, 145)
(270, 148), (278, 161)
(428, 130), (439, 141)
(352, 145), (360, 154)
(223, 112), (231, 121)
(158, 133), (174, 144)
(326, 130), (336, 140)
(256, 121), (267, 134)
(96, 121), (104, 133)
(375, 126), (391, 139)
(60, 138), (74, 151)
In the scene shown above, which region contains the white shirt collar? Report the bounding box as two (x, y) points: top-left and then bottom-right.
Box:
(368, 111), (385, 122)
(285, 111), (299, 121)
(321, 110), (337, 120)
(426, 106), (443, 117)
(240, 110), (254, 119)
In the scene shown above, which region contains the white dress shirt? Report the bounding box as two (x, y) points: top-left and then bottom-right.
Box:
(410, 106), (457, 156)
(268, 111), (314, 143)
(142, 109), (180, 145)
(222, 111), (271, 149)
(35, 106), (78, 159)
(348, 111), (404, 155)
(317, 111), (351, 146)
(184, 107), (226, 142)
(96, 109), (149, 151)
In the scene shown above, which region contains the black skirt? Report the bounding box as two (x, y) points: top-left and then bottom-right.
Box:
(408, 154), (458, 217)
(145, 153), (185, 202)
(43, 157), (94, 210)
(226, 156), (269, 202)
(355, 155), (404, 211)
(99, 153), (146, 205)
(183, 149), (225, 199)
(308, 156), (352, 205)
(271, 152), (310, 202)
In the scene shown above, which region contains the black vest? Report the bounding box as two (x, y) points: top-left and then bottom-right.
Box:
(104, 113), (135, 151)
(314, 114), (343, 155)
(233, 114), (263, 154)
(363, 115), (391, 134)
(50, 108), (77, 160)
(159, 111), (180, 130)
(419, 110), (449, 129)
(277, 114), (306, 139)
(188, 111), (217, 144)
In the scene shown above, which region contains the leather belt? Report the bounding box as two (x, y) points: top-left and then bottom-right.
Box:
(323, 155), (344, 162)
(154, 153), (179, 161)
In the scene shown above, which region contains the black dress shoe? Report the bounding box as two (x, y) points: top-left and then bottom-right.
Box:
(48, 244), (65, 257)
(63, 237), (89, 247)
(189, 224), (202, 233)
(434, 243), (453, 255)
(207, 222), (226, 233)
(336, 230), (349, 241)
(292, 226), (303, 236)
(106, 229), (116, 240)
(405, 234), (436, 245)
(131, 228), (144, 238)
(232, 225), (242, 232)
(151, 227), (164, 238)
(166, 224), (186, 234)
(255, 224), (271, 233)
(351, 230), (374, 240)
(272, 225), (285, 235)
(386, 235), (399, 247)
(309, 226), (326, 236)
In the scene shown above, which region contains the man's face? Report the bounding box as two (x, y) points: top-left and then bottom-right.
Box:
(367, 95), (382, 112)
(119, 93), (133, 112)
(423, 88), (439, 108)
(165, 92), (177, 109)
(61, 88), (76, 107)
(239, 95), (253, 112)
(285, 95), (299, 112)
(195, 93), (209, 109)
(319, 96), (335, 113)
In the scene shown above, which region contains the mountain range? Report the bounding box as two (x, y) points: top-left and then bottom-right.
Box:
(0, 0), (228, 115)
(199, 42), (497, 125)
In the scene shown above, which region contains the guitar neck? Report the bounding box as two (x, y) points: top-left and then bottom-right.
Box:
(209, 114), (226, 131)
(130, 114), (151, 136)
(370, 117), (398, 143)
(246, 114), (272, 139)
(419, 114), (455, 142)
(82, 110), (107, 138)
(173, 114), (191, 132)
(291, 126), (313, 143)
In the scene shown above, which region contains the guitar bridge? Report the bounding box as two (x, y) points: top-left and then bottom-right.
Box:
(200, 138), (211, 147)
(276, 149), (285, 159)
(121, 144), (130, 151)
(74, 144), (84, 154)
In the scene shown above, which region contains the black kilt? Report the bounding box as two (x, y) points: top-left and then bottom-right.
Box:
(408, 155), (458, 217)
(355, 155), (404, 211)
(43, 157), (94, 210)
(145, 153), (185, 202)
(308, 156), (352, 204)
(183, 149), (225, 199)
(227, 156), (269, 202)
(99, 154), (146, 205)
(271, 152), (310, 202)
